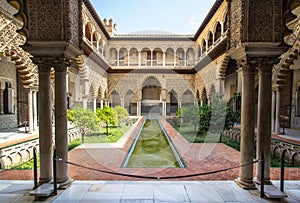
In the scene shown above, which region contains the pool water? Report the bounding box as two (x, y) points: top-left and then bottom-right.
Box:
(123, 119), (184, 168)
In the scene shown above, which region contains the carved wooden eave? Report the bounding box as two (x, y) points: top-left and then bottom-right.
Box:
(82, 0), (110, 40)
(194, 0), (224, 41)
(273, 4), (300, 87)
(1, 0), (38, 89)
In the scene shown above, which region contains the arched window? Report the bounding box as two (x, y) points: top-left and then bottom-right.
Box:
(186, 48), (195, 66)
(176, 48), (185, 66)
(85, 23), (92, 42)
(165, 48), (174, 66)
(208, 32), (214, 49)
(129, 48), (138, 66)
(202, 39), (207, 54)
(109, 48), (118, 66)
(119, 48), (128, 66)
(153, 48), (163, 66)
(3, 82), (13, 114)
(296, 86), (300, 117)
(215, 22), (222, 41)
(141, 48), (151, 66)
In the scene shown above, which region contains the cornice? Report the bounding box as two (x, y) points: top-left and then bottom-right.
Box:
(82, 0), (110, 39)
(193, 0), (224, 40)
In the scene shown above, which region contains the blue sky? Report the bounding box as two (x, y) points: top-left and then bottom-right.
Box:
(89, 0), (215, 34)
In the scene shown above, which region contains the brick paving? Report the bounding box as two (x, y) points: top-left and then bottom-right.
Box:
(0, 118), (299, 181)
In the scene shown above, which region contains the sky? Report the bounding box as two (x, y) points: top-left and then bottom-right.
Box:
(89, 0), (215, 35)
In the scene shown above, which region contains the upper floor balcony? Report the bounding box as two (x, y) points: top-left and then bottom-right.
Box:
(107, 46), (197, 69)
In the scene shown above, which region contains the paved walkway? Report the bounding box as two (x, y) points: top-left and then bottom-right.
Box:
(1, 119), (299, 181)
(0, 122), (299, 202)
(0, 180), (300, 202)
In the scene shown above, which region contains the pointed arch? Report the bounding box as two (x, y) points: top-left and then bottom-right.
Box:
(110, 90), (121, 107)
(168, 89), (178, 115)
(201, 87), (208, 105)
(142, 76), (161, 100)
(182, 89), (194, 107)
(125, 89), (135, 115)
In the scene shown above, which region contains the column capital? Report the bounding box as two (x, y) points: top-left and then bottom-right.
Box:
(32, 56), (70, 72)
(237, 59), (256, 73)
(257, 57), (279, 74)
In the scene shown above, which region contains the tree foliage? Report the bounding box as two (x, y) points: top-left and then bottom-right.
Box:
(112, 105), (129, 126)
(96, 106), (117, 136)
(176, 95), (241, 135)
(180, 105), (200, 133)
(67, 106), (99, 141)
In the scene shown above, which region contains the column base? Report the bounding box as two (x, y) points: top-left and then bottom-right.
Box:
(253, 177), (272, 185)
(39, 177), (52, 185)
(234, 177), (256, 189)
(57, 177), (73, 189)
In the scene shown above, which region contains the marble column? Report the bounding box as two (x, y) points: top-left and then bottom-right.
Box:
(235, 60), (256, 189)
(82, 97), (88, 109)
(255, 60), (273, 184)
(82, 80), (89, 109)
(0, 89), (3, 114)
(217, 75), (225, 100)
(38, 65), (53, 184)
(105, 99), (109, 107)
(93, 98), (97, 113)
(275, 89), (281, 134)
(27, 89), (33, 132)
(33, 91), (38, 130)
(100, 99), (104, 109)
(54, 64), (71, 188)
(178, 101), (182, 109)
(236, 68), (243, 93)
(121, 98), (125, 108)
(137, 101), (141, 116)
(271, 90), (276, 132)
(162, 101), (167, 116)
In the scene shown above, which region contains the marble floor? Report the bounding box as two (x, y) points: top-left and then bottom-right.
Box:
(0, 180), (299, 202)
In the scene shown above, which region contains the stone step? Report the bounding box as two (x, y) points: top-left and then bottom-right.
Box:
(258, 185), (287, 199)
(29, 183), (58, 197)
